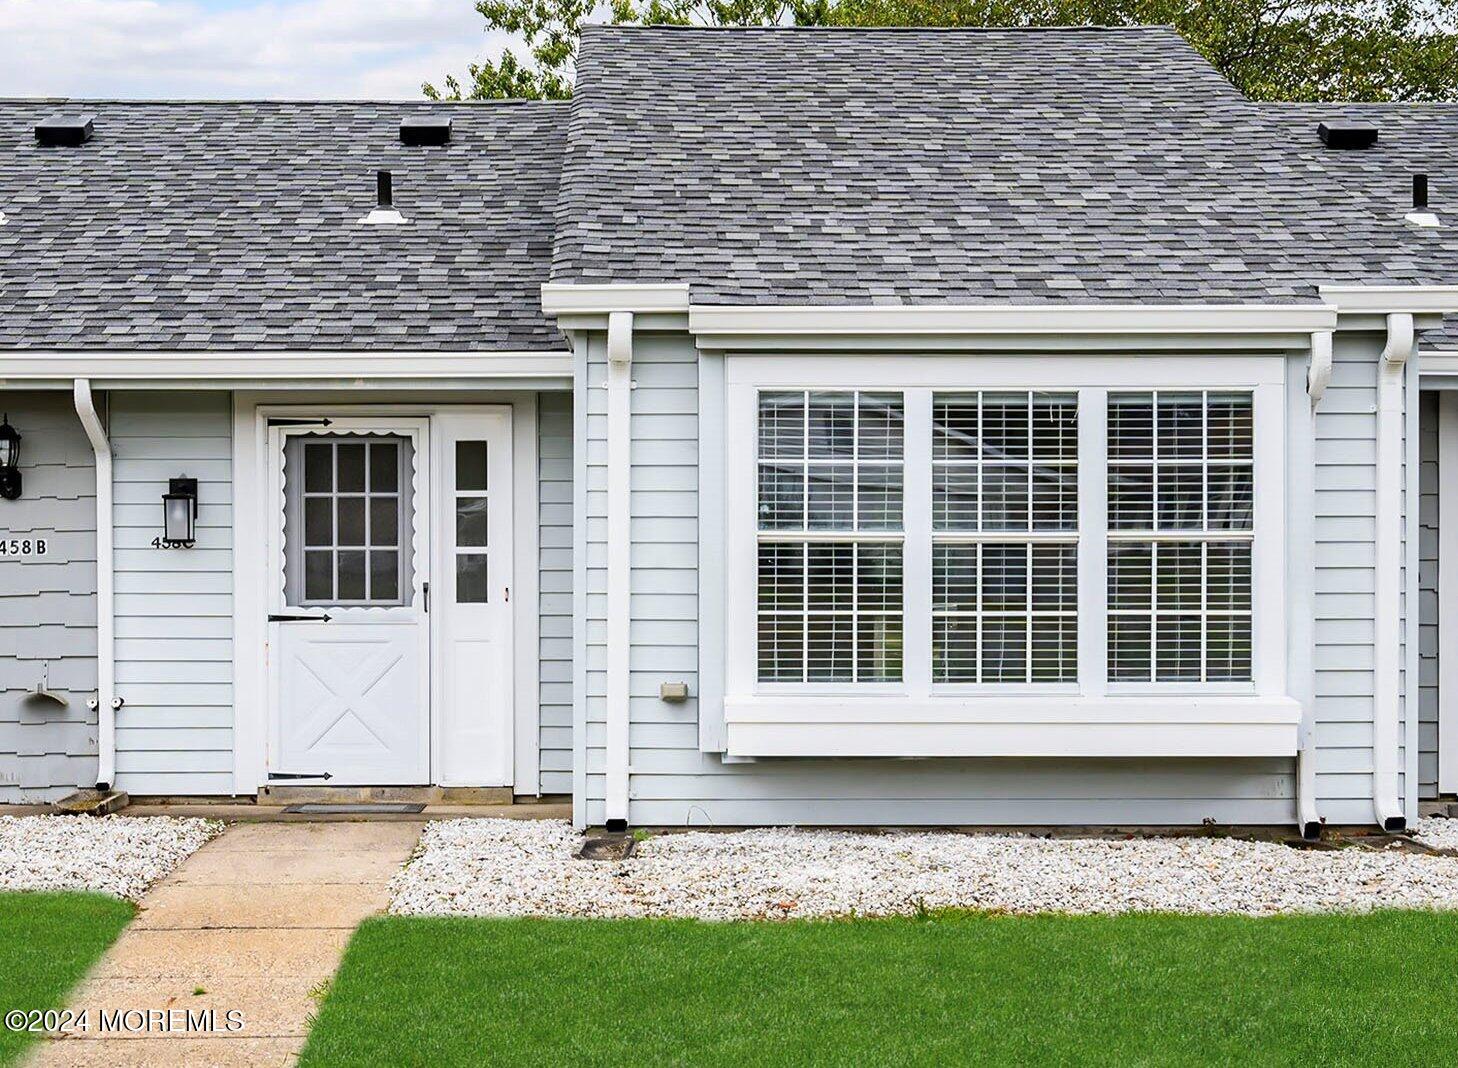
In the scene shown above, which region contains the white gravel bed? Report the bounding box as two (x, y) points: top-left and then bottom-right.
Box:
(1413, 815), (1458, 851)
(0, 815), (222, 900)
(391, 817), (1458, 920)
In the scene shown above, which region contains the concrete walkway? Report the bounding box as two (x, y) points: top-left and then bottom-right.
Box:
(28, 821), (422, 1068)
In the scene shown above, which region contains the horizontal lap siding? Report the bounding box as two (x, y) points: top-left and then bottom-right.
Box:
(0, 391), (98, 801)
(538, 392), (573, 795)
(583, 333), (1301, 827)
(1420, 391), (1439, 799)
(111, 392), (233, 796)
(1312, 334), (1402, 824)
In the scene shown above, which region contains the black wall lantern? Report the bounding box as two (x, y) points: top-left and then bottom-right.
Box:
(0, 416), (21, 501)
(162, 477), (198, 546)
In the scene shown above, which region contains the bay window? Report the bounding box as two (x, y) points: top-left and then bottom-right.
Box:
(727, 356), (1290, 746)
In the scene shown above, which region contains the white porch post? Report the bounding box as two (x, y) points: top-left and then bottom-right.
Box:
(604, 311), (634, 830)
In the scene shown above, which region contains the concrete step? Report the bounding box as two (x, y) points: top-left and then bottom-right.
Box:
(256, 784), (512, 806)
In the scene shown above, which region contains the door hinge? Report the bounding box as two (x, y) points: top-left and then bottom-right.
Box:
(267, 771), (334, 780)
(267, 613), (332, 623)
(423, 581), (430, 613)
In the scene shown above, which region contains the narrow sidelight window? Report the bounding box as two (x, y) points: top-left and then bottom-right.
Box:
(757, 391), (904, 682)
(1106, 391), (1254, 682)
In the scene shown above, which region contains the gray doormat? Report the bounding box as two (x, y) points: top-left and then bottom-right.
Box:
(283, 802), (426, 814)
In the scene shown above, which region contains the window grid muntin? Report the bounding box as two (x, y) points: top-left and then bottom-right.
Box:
(757, 390), (904, 683)
(454, 440), (490, 604)
(298, 437), (406, 606)
(931, 390), (1079, 684)
(1106, 390), (1254, 683)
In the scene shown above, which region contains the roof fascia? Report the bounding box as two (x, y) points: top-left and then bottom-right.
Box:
(0, 350), (573, 385)
(541, 283), (692, 318)
(687, 303), (1338, 339)
(1319, 286), (1458, 315)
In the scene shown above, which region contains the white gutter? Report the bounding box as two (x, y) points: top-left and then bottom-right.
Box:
(73, 379), (117, 791)
(604, 311), (633, 831)
(687, 303), (1339, 337)
(1295, 330), (1333, 838)
(1373, 313), (1414, 832)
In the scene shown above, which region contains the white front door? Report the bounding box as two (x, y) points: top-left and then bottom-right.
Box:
(267, 418), (431, 784)
(433, 410), (515, 786)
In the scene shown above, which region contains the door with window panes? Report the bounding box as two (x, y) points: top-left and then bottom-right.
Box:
(267, 419), (431, 784)
(433, 410), (514, 787)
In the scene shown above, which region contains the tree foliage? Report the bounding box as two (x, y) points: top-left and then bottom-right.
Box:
(424, 0), (1458, 102)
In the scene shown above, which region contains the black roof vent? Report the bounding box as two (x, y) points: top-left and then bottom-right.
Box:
(34, 114), (95, 147)
(1318, 122), (1378, 150)
(400, 115), (452, 146)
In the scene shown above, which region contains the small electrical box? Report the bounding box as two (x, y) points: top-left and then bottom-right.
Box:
(659, 681), (689, 703)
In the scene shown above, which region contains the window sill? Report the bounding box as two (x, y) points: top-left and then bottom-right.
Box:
(721, 693), (1302, 758)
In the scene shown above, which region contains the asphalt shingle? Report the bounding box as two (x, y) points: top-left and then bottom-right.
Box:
(552, 26), (1458, 307)
(0, 100), (567, 350)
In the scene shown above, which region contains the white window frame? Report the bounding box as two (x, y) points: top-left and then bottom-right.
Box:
(722, 354), (1294, 758)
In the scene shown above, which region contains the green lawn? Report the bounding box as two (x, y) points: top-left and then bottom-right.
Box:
(301, 910), (1458, 1067)
(0, 892), (134, 1066)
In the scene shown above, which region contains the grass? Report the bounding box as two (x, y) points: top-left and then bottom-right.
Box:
(0, 892), (134, 1067)
(300, 909), (1458, 1067)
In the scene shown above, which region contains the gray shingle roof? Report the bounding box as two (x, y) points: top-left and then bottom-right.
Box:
(4, 27), (1458, 351)
(553, 25), (1458, 306)
(1428, 317), (1458, 350)
(0, 100), (567, 350)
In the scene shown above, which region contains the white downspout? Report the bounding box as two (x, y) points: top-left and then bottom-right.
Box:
(604, 311), (633, 831)
(73, 380), (117, 791)
(1296, 330), (1332, 839)
(1374, 313), (1414, 831)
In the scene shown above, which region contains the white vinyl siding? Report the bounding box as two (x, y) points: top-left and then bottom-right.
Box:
(112, 392), (234, 796)
(1419, 389), (1439, 799)
(538, 391), (574, 795)
(0, 391), (99, 801)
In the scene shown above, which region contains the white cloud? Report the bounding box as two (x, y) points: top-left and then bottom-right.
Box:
(0, 0), (508, 98)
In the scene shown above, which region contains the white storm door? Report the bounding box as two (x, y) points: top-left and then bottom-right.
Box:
(267, 420), (431, 785)
(433, 410), (514, 786)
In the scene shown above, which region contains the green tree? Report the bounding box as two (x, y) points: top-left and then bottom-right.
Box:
(425, 0), (1458, 102)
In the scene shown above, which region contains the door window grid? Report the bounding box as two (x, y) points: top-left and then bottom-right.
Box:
(931, 392), (1079, 683)
(298, 438), (406, 606)
(1106, 391), (1254, 682)
(757, 391), (904, 682)
(454, 440), (490, 604)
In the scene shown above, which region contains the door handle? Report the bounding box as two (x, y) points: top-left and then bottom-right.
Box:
(267, 613), (332, 623)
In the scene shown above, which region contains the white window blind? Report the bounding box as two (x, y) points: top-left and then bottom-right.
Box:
(1106, 391), (1254, 682)
(931, 392), (1079, 683)
(757, 391), (904, 682)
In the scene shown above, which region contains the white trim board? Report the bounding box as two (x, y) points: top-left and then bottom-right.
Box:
(0, 351), (572, 384)
(689, 303), (1339, 337)
(1319, 286), (1458, 314)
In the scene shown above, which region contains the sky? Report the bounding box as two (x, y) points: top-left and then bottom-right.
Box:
(0, 0), (508, 99)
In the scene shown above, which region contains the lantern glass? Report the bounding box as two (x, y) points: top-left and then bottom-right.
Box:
(0, 422), (18, 471)
(164, 495), (194, 543)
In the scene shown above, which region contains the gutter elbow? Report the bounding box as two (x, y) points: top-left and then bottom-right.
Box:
(1307, 330), (1333, 405)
